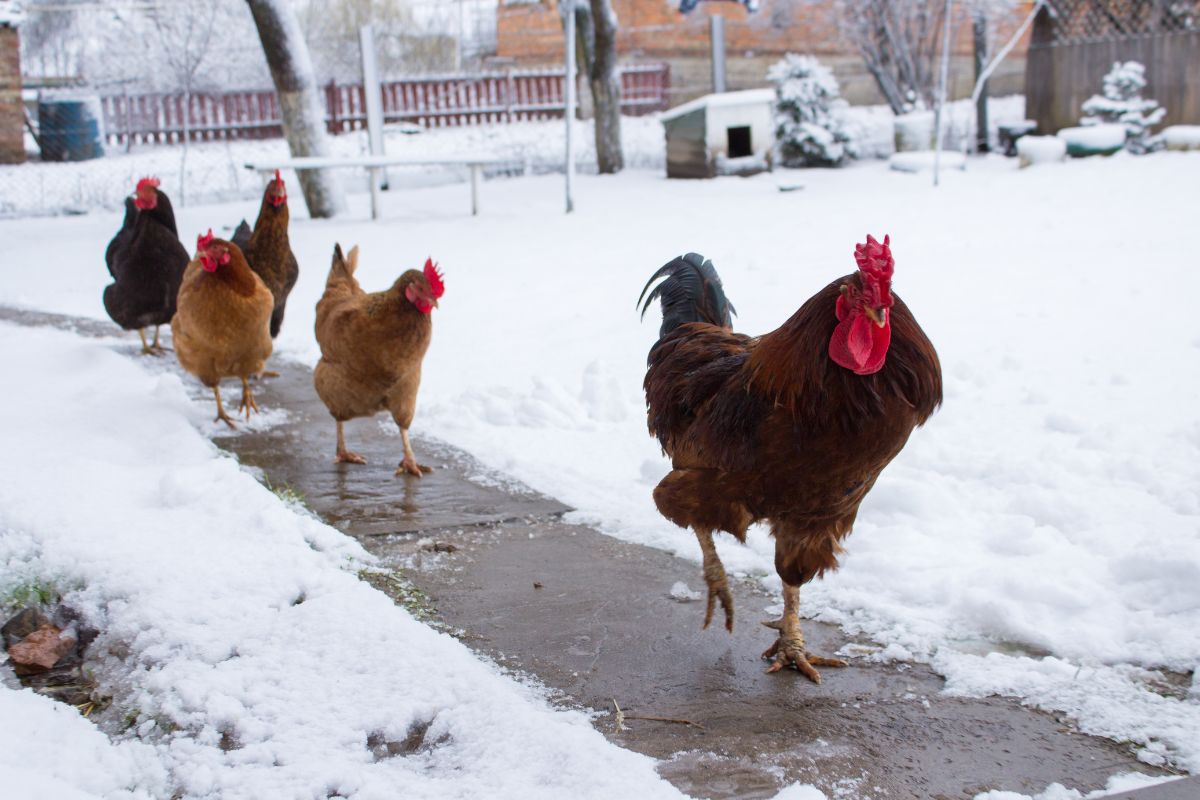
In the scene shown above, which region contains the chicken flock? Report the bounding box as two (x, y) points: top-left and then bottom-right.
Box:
(102, 174), (941, 682)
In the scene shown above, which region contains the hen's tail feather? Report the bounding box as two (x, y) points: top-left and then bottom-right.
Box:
(325, 243), (362, 295)
(231, 220), (252, 255)
(638, 253), (736, 339)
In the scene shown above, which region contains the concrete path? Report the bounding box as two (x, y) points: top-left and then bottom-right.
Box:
(3, 306), (1191, 800)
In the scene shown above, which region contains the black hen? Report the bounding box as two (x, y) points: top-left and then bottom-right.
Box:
(638, 253), (736, 340)
(102, 178), (189, 354)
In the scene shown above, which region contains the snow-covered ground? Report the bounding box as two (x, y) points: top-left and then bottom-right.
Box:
(1, 123), (1197, 796)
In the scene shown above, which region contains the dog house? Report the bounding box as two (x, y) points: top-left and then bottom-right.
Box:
(661, 88), (774, 179)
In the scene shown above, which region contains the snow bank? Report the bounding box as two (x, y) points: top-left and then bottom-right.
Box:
(888, 150), (966, 173)
(1017, 135), (1067, 167)
(973, 772), (1184, 799)
(1163, 125), (1200, 151)
(0, 323), (688, 799)
(1057, 125), (1126, 155)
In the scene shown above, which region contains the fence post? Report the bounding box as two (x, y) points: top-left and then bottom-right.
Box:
(326, 80), (339, 134)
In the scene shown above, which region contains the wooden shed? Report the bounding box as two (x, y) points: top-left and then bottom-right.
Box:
(661, 88), (774, 178)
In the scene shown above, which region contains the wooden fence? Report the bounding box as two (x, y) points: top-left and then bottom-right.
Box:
(98, 64), (670, 146)
(1026, 31), (1200, 134)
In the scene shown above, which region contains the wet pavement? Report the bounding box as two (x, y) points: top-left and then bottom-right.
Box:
(3, 305), (1190, 800)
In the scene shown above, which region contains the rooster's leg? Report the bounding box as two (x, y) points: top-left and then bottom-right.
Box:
(334, 420), (367, 465)
(212, 385), (236, 429)
(761, 583), (847, 683)
(696, 528), (734, 632)
(394, 428), (432, 478)
(237, 377), (260, 420)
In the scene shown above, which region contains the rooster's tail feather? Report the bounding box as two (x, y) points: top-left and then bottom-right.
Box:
(638, 253), (736, 340)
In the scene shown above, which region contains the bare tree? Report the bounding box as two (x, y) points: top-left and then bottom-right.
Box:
(560, 0), (623, 174)
(835, 0), (948, 114)
(245, 0), (344, 218)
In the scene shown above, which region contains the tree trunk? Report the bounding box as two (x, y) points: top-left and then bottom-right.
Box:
(973, 12), (990, 153)
(588, 0), (623, 173)
(245, 0), (344, 218)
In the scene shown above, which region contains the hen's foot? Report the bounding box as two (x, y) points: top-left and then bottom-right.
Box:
(395, 458), (432, 477)
(238, 381), (260, 420)
(255, 370), (280, 380)
(214, 409), (237, 429)
(335, 450), (367, 465)
(760, 618), (847, 683)
(702, 561), (734, 632)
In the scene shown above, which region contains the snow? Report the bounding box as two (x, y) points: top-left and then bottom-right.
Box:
(1057, 124), (1126, 152)
(973, 772), (1184, 800)
(660, 89), (775, 122)
(887, 150), (966, 173)
(1163, 125), (1200, 150)
(1016, 135), (1067, 166)
(0, 323), (692, 798)
(1, 124), (1199, 787)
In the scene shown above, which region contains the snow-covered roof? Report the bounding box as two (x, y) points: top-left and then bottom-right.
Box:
(0, 0), (23, 27)
(660, 88), (774, 122)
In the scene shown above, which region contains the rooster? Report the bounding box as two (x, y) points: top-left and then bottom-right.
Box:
(639, 236), (942, 682)
(231, 169), (299, 339)
(102, 177), (188, 354)
(172, 231), (274, 427)
(313, 245), (444, 477)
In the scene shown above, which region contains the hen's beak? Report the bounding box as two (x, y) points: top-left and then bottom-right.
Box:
(865, 306), (887, 327)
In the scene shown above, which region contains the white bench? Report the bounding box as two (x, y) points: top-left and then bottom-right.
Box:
(244, 155), (517, 220)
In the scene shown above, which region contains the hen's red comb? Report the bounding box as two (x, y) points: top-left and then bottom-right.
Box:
(197, 229), (215, 252)
(273, 169), (283, 185)
(136, 176), (160, 192)
(424, 258), (445, 298)
(854, 234), (894, 282)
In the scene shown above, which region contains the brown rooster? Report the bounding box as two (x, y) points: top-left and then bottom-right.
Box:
(313, 244), (444, 477)
(172, 231), (274, 427)
(232, 169), (299, 339)
(639, 236), (942, 682)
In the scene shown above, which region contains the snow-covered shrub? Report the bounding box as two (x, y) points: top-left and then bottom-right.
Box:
(1080, 61), (1166, 154)
(768, 54), (856, 168)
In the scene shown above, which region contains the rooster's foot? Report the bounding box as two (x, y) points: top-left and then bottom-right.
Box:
(335, 450), (367, 465)
(760, 619), (846, 683)
(702, 562), (734, 632)
(395, 458), (432, 478)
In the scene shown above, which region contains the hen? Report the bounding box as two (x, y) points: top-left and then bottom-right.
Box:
(171, 231), (274, 427)
(102, 177), (188, 354)
(639, 236), (942, 682)
(231, 169), (299, 339)
(313, 244), (444, 477)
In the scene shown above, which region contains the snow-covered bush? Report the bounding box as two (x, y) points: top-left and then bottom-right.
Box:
(1080, 61), (1166, 154)
(768, 54), (856, 168)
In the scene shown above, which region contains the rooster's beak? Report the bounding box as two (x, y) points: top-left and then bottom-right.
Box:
(865, 307), (887, 327)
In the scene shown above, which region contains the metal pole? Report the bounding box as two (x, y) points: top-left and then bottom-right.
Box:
(932, 0), (953, 187)
(565, 0), (576, 214)
(710, 14), (727, 93)
(360, 24), (388, 191)
(470, 163), (480, 216)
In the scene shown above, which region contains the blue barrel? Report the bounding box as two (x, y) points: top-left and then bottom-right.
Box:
(38, 96), (106, 162)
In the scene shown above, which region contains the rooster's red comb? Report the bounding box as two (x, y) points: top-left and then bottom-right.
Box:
(424, 258), (445, 299)
(136, 176), (160, 192)
(854, 234), (894, 283)
(197, 229), (215, 252)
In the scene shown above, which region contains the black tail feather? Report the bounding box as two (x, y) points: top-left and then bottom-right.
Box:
(231, 219), (252, 254)
(638, 253), (736, 339)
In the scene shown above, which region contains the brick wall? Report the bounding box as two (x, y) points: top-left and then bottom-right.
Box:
(497, 0), (1030, 106)
(0, 25), (22, 164)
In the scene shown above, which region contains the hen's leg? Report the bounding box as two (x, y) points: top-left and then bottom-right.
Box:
(149, 326), (170, 354)
(696, 528), (734, 632)
(395, 428), (432, 477)
(334, 420), (367, 464)
(761, 583), (847, 683)
(137, 328), (156, 356)
(237, 377), (260, 420)
(213, 385), (236, 429)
